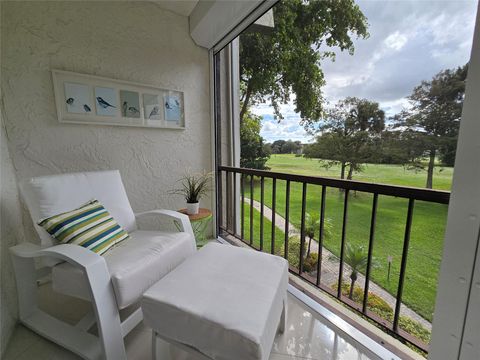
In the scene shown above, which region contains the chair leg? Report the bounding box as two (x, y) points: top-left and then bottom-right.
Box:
(11, 252), (39, 321)
(279, 299), (287, 334)
(83, 255), (127, 360)
(152, 331), (156, 360)
(152, 331), (173, 360)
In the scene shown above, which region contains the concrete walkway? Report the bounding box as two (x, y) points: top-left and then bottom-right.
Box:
(245, 198), (432, 331)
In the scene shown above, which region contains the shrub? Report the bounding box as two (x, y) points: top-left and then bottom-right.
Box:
(303, 253), (319, 273)
(282, 236), (303, 269)
(282, 236), (319, 273)
(332, 283), (431, 349)
(368, 294), (393, 316)
(334, 283), (393, 318)
(398, 317), (431, 344)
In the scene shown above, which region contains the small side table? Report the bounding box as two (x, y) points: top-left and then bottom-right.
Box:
(175, 208), (212, 248)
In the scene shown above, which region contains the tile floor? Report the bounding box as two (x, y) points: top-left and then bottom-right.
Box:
(3, 292), (379, 360)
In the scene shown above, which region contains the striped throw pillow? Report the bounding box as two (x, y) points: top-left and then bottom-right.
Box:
(38, 199), (129, 255)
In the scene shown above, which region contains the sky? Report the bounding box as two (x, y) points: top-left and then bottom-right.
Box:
(252, 0), (478, 143)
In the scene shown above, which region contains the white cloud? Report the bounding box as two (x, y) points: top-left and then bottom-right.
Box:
(384, 31), (408, 51)
(249, 0), (477, 143)
(381, 98), (412, 118)
(251, 98), (316, 143)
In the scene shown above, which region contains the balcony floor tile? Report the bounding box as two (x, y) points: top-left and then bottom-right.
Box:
(4, 288), (379, 360)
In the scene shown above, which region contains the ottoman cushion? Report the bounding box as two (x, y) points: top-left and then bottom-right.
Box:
(141, 242), (288, 360)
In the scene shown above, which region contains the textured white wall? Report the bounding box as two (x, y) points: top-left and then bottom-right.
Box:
(0, 0), (211, 350)
(0, 114), (25, 357)
(1, 1), (211, 211)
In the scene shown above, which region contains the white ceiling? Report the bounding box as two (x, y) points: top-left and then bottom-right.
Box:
(151, 0), (199, 17)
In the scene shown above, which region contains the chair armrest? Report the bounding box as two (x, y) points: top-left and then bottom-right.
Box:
(10, 242), (125, 358)
(10, 242), (104, 270)
(135, 209), (194, 237)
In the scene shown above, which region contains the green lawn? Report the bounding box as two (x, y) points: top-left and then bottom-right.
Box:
(268, 154), (453, 190)
(242, 204), (285, 255)
(244, 154), (452, 322)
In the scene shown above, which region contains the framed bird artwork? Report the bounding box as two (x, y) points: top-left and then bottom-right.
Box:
(120, 90), (141, 119)
(94, 87), (118, 117)
(164, 94), (182, 122)
(52, 69), (185, 129)
(64, 83), (93, 114)
(143, 94), (161, 121)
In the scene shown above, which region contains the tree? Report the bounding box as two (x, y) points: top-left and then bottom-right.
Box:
(240, 111), (270, 169)
(393, 65), (467, 188)
(303, 213), (333, 258)
(307, 97), (385, 179)
(271, 140), (286, 154)
(305, 213), (319, 258)
(281, 140), (301, 154)
(376, 129), (426, 166)
(270, 140), (302, 154)
(240, 0), (369, 128)
(344, 244), (369, 300)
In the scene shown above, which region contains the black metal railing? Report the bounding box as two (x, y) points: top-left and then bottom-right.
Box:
(217, 165), (450, 352)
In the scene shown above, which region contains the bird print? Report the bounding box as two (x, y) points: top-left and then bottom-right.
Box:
(66, 97), (74, 105)
(122, 101), (128, 116)
(149, 106), (159, 119)
(128, 106), (139, 114)
(83, 104), (91, 112)
(96, 97), (116, 109)
(165, 101), (171, 110)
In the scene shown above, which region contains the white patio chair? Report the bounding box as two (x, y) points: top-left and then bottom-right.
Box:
(9, 170), (196, 360)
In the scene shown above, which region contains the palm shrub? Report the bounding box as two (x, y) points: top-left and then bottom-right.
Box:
(303, 253), (319, 273)
(282, 236), (303, 269)
(304, 213), (333, 257)
(281, 236), (319, 274)
(304, 213), (319, 258)
(344, 243), (369, 300)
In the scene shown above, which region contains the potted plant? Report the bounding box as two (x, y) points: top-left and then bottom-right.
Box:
(171, 172), (211, 215)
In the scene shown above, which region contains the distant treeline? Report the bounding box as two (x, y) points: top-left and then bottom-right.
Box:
(265, 140), (303, 154)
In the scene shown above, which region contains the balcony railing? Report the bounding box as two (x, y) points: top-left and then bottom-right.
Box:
(217, 165), (450, 353)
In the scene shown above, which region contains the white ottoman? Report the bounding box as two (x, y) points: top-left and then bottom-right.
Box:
(141, 242), (288, 360)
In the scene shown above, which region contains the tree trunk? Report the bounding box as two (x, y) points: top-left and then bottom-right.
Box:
(240, 83), (252, 123)
(307, 236), (312, 257)
(349, 272), (358, 300)
(426, 148), (436, 189)
(347, 164), (354, 180)
(339, 162), (347, 193)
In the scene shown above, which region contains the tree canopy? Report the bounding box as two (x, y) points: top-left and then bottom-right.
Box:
(270, 140), (302, 154)
(240, 111), (271, 170)
(392, 64), (467, 188)
(305, 97), (385, 179)
(239, 0), (369, 128)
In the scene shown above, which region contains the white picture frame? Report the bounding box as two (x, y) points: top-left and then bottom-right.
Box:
(52, 69), (185, 129)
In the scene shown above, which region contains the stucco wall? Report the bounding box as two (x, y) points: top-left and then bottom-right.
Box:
(0, 0), (211, 350)
(0, 112), (25, 357)
(1, 1), (211, 213)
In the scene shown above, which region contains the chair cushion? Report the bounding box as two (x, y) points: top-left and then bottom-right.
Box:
(52, 230), (195, 309)
(38, 199), (129, 255)
(20, 170), (137, 247)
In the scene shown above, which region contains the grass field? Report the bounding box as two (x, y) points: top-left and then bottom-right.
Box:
(242, 205), (285, 254)
(268, 154), (454, 190)
(243, 154), (453, 322)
